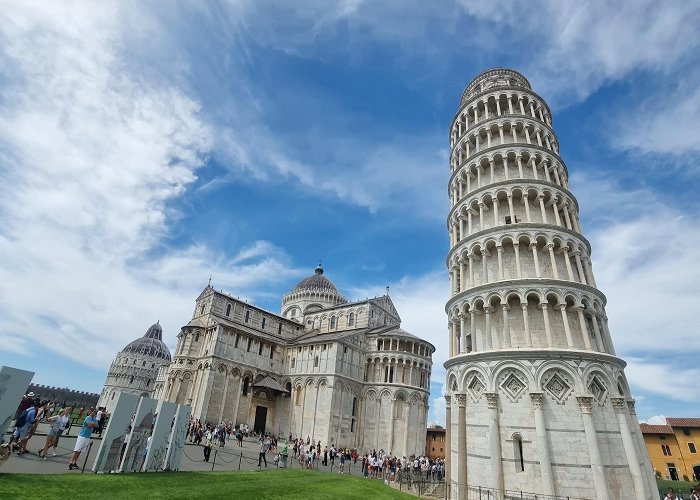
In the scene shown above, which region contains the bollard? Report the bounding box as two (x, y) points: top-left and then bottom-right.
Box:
(81, 441), (93, 474)
(211, 450), (217, 471)
(238, 452), (242, 470)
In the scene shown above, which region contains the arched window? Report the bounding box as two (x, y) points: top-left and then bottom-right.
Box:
(348, 312), (355, 327)
(395, 397), (404, 419)
(314, 356), (319, 367)
(351, 396), (358, 432)
(226, 303), (232, 316)
(285, 382), (292, 398)
(291, 358), (296, 368)
(262, 317), (266, 329)
(245, 310), (250, 322)
(195, 332), (200, 342)
(200, 303), (205, 315)
(330, 316), (336, 329)
(242, 377), (250, 396)
(129, 375), (134, 384)
(513, 434), (525, 472)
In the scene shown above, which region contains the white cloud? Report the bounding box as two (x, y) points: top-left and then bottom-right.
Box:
(571, 173), (700, 356)
(460, 1), (700, 104)
(616, 75), (700, 157)
(642, 415), (667, 425)
(430, 395), (446, 427)
(572, 172), (700, 408)
(626, 359), (700, 403)
(0, 3), (300, 371)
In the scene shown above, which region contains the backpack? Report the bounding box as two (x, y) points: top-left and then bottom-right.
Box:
(15, 408), (29, 427)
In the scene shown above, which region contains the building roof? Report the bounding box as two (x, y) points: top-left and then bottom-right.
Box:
(667, 418), (700, 428)
(289, 264), (347, 301)
(640, 423), (674, 435)
(367, 325), (436, 352)
(121, 321), (172, 361)
(253, 375), (289, 393)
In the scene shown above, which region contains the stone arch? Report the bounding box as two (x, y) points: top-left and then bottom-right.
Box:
(615, 373), (632, 398)
(583, 365), (613, 405)
(537, 363), (581, 399)
(461, 367), (489, 402)
(448, 372), (460, 394)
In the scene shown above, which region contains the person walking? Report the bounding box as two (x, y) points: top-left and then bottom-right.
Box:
(68, 408), (97, 470)
(14, 400), (41, 455)
(51, 407), (72, 456)
(258, 434), (269, 467)
(203, 427), (214, 462)
(38, 407), (71, 459)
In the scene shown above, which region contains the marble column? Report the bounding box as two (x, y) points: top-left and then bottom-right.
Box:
(577, 395), (610, 500)
(456, 393), (468, 500)
(445, 395), (452, 496)
(486, 392), (504, 497)
(612, 397), (647, 500)
(218, 371), (230, 422)
(530, 392), (555, 496)
(521, 303), (532, 347)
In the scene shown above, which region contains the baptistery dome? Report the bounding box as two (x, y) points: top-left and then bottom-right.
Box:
(97, 321), (172, 413)
(122, 322), (172, 361)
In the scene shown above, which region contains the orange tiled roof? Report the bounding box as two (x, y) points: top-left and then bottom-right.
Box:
(667, 417), (700, 428)
(640, 423), (673, 434)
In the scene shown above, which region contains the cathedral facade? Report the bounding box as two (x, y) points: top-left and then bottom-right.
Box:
(156, 265), (433, 456)
(444, 68), (655, 499)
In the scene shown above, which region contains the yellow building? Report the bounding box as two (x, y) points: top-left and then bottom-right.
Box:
(641, 418), (700, 482)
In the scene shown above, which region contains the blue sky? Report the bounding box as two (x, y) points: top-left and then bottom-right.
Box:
(1, 1), (699, 426)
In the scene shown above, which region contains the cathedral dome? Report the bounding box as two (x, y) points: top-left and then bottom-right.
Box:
(282, 264), (348, 317)
(291, 264), (341, 295)
(121, 321), (172, 361)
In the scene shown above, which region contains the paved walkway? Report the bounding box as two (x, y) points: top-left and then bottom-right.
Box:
(2, 425), (364, 476)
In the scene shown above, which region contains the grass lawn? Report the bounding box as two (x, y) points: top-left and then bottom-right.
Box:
(0, 469), (415, 499)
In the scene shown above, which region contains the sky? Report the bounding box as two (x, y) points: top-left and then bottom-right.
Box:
(1, 1), (699, 427)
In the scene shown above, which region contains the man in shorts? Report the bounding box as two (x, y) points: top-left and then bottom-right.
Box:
(15, 399), (41, 455)
(68, 408), (97, 470)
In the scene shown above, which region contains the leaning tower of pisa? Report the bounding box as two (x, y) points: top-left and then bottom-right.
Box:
(443, 69), (655, 500)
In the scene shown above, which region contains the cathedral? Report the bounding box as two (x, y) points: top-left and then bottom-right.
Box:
(144, 264), (434, 456)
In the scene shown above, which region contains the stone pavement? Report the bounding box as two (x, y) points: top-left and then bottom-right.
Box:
(2, 425), (364, 476)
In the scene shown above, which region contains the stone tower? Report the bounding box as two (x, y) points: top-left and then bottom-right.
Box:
(443, 69), (655, 500)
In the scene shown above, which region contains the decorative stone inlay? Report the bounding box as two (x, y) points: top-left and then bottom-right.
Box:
(466, 373), (486, 402)
(543, 372), (572, 404)
(587, 376), (608, 405)
(455, 393), (467, 407)
(499, 371), (527, 402)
